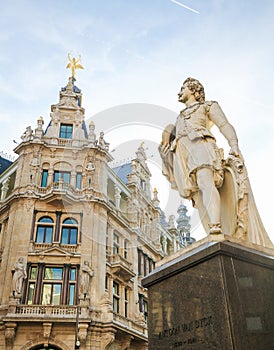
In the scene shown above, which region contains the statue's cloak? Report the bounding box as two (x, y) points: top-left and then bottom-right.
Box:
(196, 156), (273, 248)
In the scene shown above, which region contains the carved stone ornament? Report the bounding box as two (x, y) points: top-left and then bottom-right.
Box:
(58, 96), (79, 109)
(21, 126), (33, 142)
(43, 322), (52, 348)
(78, 323), (89, 346)
(100, 332), (116, 350)
(5, 322), (17, 349)
(119, 335), (134, 350)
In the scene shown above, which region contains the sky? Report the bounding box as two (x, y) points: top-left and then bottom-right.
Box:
(0, 0), (274, 243)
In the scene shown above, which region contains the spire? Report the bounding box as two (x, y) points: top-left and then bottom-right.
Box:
(135, 142), (147, 163)
(176, 203), (196, 246)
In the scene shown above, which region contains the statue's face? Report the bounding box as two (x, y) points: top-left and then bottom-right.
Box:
(178, 84), (192, 103)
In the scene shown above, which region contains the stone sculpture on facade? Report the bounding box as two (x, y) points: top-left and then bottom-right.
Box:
(159, 77), (273, 248)
(21, 126), (33, 142)
(80, 261), (94, 298)
(11, 257), (27, 297)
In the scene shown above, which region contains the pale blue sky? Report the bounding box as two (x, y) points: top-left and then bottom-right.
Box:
(1, 0), (274, 241)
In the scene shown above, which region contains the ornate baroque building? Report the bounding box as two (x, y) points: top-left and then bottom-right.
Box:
(0, 75), (185, 350)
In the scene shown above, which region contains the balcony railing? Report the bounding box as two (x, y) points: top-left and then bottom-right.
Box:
(15, 305), (78, 316)
(108, 254), (135, 281)
(113, 313), (147, 335)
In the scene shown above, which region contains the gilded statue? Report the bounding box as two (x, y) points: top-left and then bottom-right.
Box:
(159, 77), (273, 247)
(66, 53), (84, 79)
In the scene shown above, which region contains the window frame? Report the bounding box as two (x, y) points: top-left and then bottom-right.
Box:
(53, 171), (71, 184)
(26, 264), (78, 305)
(60, 218), (78, 245)
(35, 217), (54, 244)
(113, 232), (120, 255)
(59, 123), (73, 139)
(41, 170), (48, 187)
(113, 281), (120, 313)
(124, 287), (129, 318)
(123, 239), (128, 259)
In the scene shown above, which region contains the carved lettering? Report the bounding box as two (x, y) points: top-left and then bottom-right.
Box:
(158, 315), (213, 339)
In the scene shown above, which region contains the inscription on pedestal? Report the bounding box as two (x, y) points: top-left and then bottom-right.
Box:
(158, 315), (213, 349)
(143, 240), (274, 350)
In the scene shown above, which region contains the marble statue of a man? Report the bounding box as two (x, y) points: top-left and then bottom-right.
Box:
(159, 77), (273, 248)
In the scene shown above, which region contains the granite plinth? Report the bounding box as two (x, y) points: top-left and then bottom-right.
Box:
(142, 237), (274, 350)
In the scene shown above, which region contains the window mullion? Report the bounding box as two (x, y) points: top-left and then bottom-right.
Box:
(62, 264), (71, 304)
(34, 263), (44, 304)
(54, 211), (62, 242)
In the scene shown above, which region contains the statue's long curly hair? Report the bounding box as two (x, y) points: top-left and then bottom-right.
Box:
(183, 77), (205, 103)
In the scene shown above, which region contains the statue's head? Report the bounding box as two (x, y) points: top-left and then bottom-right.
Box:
(183, 77), (205, 103)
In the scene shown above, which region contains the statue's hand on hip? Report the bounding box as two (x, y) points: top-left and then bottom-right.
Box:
(229, 145), (240, 157)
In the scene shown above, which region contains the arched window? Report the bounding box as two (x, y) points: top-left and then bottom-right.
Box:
(30, 344), (63, 350)
(36, 217), (54, 243)
(61, 218), (78, 244)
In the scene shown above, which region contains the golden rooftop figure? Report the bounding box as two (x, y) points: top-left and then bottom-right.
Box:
(66, 53), (84, 78)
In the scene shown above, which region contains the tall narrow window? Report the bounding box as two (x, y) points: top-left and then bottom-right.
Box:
(27, 266), (38, 304)
(61, 218), (78, 244)
(144, 254), (148, 276)
(53, 171), (71, 184)
(68, 268), (77, 305)
(76, 172), (82, 189)
(137, 249), (143, 276)
(41, 170), (48, 187)
(124, 239), (128, 259)
(140, 179), (146, 191)
(59, 124), (73, 139)
(113, 282), (120, 313)
(143, 299), (148, 322)
(105, 274), (109, 290)
(113, 232), (120, 255)
(149, 258), (155, 273)
(42, 267), (63, 305)
(124, 288), (129, 318)
(106, 225), (110, 256)
(138, 293), (144, 312)
(36, 217), (54, 243)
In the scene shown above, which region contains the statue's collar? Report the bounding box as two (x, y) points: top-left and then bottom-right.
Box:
(180, 102), (202, 118)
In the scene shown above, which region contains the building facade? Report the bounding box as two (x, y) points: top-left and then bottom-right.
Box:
(0, 76), (184, 350)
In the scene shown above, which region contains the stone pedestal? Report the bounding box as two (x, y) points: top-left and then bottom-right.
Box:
(142, 235), (274, 350)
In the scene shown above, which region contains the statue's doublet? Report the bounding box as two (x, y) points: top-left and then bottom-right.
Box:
(173, 101), (223, 191)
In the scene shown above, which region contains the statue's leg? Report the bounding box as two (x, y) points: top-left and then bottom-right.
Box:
(196, 167), (222, 234)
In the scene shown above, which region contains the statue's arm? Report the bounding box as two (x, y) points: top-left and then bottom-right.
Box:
(158, 124), (177, 186)
(159, 124), (176, 154)
(208, 102), (240, 156)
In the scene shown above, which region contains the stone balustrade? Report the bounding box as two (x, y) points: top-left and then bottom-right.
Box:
(15, 305), (78, 316)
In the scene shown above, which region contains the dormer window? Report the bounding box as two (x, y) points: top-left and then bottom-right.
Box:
(140, 179), (146, 191)
(59, 124), (73, 139)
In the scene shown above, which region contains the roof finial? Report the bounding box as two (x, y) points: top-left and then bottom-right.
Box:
(66, 53), (84, 79)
